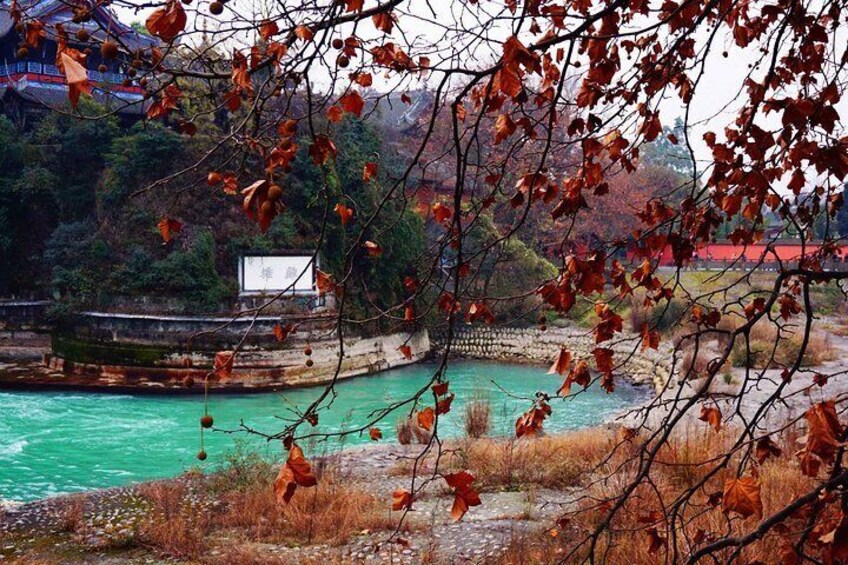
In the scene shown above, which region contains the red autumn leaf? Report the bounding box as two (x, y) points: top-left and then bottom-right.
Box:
(306, 413), (318, 426)
(593, 347), (614, 376)
(259, 19), (279, 41)
(722, 476), (762, 519)
(755, 436), (782, 463)
(339, 91), (365, 117)
(315, 269), (335, 296)
(363, 241), (382, 257)
(145, 0), (187, 42)
(352, 72), (373, 87)
(309, 135), (337, 165)
(372, 11), (394, 33)
(417, 406), (435, 431)
(436, 393), (454, 415)
(465, 302), (495, 324)
(327, 105), (344, 123)
(494, 113), (517, 145)
(432, 381), (449, 396)
(334, 203), (354, 225)
(363, 162), (378, 182)
(369, 427), (382, 441)
(398, 344), (413, 360)
(431, 202), (453, 224)
(392, 489), (412, 511)
(241, 179), (278, 232)
(804, 401), (844, 461)
(443, 471), (481, 521)
(157, 217), (182, 243)
(548, 347), (572, 376)
(273, 323), (290, 342)
(274, 445), (318, 504)
(699, 405), (722, 432)
(404, 305), (415, 321)
(24, 21), (47, 49)
(214, 351), (235, 377)
(559, 360), (590, 396)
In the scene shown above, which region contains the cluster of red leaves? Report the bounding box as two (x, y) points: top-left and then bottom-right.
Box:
(515, 399), (552, 438)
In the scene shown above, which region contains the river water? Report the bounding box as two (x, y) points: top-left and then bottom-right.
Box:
(0, 361), (648, 502)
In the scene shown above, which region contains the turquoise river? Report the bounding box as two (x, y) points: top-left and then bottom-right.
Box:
(0, 361), (649, 502)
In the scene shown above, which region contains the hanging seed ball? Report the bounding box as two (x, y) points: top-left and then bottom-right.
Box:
(332, 38), (344, 50)
(200, 415), (214, 428)
(183, 376), (195, 388)
(305, 358), (314, 367)
(131, 58), (143, 69)
(273, 87), (282, 97)
(98, 63), (107, 72)
(267, 184), (283, 201)
(337, 55), (349, 68)
(84, 47), (92, 56)
(16, 47), (28, 58)
(101, 40), (118, 60)
(139, 77), (148, 88)
(304, 346), (312, 356)
(197, 450), (207, 461)
(207, 171), (222, 186)
(209, 1), (224, 15)
(75, 28), (90, 42)
(15, 23), (25, 33)
(127, 68), (137, 78)
(260, 200), (274, 216)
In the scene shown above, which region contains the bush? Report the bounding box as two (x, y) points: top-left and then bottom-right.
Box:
(463, 393), (492, 439)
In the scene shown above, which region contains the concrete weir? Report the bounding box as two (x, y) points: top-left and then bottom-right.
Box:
(5, 309), (430, 393)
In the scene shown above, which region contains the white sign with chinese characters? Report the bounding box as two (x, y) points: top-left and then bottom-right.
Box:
(239, 255), (316, 294)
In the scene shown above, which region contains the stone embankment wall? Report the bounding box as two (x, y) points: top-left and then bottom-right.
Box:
(432, 325), (673, 391)
(40, 330), (430, 393)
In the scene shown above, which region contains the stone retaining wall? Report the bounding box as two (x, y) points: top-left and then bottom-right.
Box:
(432, 325), (672, 391)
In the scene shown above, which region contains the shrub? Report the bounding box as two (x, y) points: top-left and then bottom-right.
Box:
(463, 393), (492, 439)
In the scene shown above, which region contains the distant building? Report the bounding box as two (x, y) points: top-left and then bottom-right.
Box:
(0, 0), (155, 128)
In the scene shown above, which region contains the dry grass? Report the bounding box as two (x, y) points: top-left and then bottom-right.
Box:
(463, 392), (492, 439)
(451, 429), (615, 490)
(130, 464), (398, 560)
(495, 427), (822, 564)
(730, 321), (835, 368)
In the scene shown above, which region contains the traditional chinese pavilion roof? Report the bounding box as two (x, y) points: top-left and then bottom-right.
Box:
(0, 0), (157, 52)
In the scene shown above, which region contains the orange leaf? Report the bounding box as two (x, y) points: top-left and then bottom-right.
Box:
(273, 323), (290, 342)
(444, 471), (481, 521)
(363, 162), (378, 182)
(398, 344), (413, 360)
(392, 489), (412, 511)
(699, 405), (722, 432)
(334, 203), (354, 225)
(369, 427), (382, 441)
(316, 269), (335, 296)
(274, 445), (318, 504)
(145, 0), (187, 42)
(548, 347), (572, 376)
(722, 476), (762, 519)
(294, 25), (314, 41)
(417, 407), (435, 431)
(157, 217), (182, 243)
(755, 436), (782, 463)
(404, 305), (415, 321)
